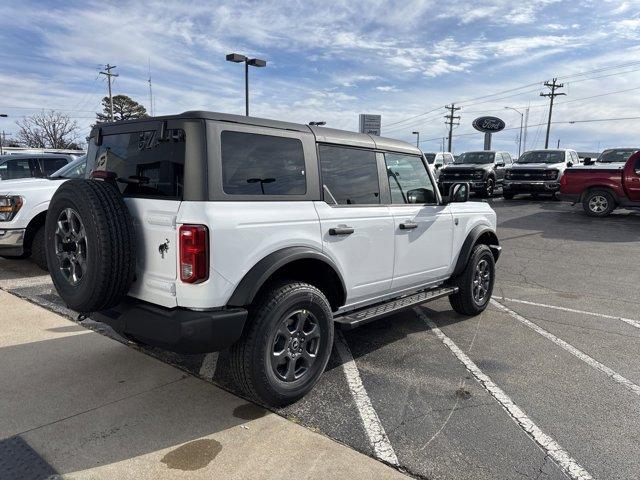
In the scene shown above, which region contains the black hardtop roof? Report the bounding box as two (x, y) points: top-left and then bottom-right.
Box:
(91, 110), (422, 155)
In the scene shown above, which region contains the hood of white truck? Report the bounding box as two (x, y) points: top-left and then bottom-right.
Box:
(509, 162), (564, 170)
(0, 177), (67, 195)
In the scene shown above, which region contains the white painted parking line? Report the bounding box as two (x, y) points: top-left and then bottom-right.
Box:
(414, 308), (593, 480)
(500, 297), (640, 331)
(334, 331), (399, 466)
(198, 352), (219, 381)
(491, 299), (640, 397)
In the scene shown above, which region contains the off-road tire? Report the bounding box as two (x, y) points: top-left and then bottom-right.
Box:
(30, 225), (48, 271)
(45, 179), (136, 313)
(449, 244), (495, 315)
(480, 177), (495, 198)
(582, 189), (615, 217)
(502, 192), (515, 200)
(230, 281), (334, 406)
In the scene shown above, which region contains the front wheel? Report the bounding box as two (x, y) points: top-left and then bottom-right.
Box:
(230, 281), (334, 406)
(449, 244), (495, 315)
(482, 178), (495, 198)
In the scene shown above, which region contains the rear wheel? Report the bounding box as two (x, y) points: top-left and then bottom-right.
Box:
(449, 244), (495, 315)
(230, 281), (334, 406)
(583, 189), (615, 217)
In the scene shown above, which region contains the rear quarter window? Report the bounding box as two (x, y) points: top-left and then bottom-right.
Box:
(220, 131), (306, 195)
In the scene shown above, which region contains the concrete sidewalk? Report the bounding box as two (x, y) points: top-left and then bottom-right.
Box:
(0, 290), (408, 480)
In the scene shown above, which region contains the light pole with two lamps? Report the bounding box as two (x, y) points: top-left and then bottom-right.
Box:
(226, 53), (267, 117)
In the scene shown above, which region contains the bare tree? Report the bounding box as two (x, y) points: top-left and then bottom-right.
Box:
(16, 111), (80, 149)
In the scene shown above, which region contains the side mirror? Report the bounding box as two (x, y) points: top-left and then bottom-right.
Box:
(447, 182), (469, 203)
(567, 161), (573, 167)
(406, 188), (434, 204)
(584, 158), (593, 165)
(496, 162), (505, 167)
(434, 164), (441, 169)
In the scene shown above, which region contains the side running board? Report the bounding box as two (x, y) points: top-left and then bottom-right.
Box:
(334, 286), (458, 329)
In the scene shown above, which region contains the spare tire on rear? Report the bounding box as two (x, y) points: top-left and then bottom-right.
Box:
(45, 179), (136, 313)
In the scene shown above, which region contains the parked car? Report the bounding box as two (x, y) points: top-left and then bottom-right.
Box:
(585, 148), (639, 166)
(423, 152), (454, 180)
(44, 111), (501, 406)
(559, 151), (640, 216)
(502, 149), (579, 199)
(0, 154), (76, 181)
(0, 156), (86, 269)
(439, 150), (513, 198)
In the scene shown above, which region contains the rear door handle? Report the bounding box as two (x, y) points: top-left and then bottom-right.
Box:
(329, 226), (355, 235)
(399, 222), (418, 230)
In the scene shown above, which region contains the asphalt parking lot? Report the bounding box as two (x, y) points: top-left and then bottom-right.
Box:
(1, 196), (639, 480)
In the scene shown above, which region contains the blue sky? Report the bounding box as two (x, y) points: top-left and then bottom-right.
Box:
(1, 0), (639, 154)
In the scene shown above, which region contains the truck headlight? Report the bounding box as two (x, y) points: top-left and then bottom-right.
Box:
(0, 196), (23, 221)
(505, 170), (512, 179)
(546, 170), (559, 180)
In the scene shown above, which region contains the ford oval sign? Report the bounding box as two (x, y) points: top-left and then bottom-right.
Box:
(472, 116), (505, 133)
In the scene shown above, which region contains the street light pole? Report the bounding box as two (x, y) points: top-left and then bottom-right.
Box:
(504, 106), (524, 158)
(0, 114), (7, 156)
(226, 53), (267, 116)
(412, 131), (420, 148)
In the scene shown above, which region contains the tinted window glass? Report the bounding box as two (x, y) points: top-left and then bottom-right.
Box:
(221, 131), (306, 196)
(423, 153), (436, 164)
(456, 152), (495, 164)
(94, 129), (185, 198)
(385, 153), (436, 204)
(40, 157), (69, 175)
(0, 158), (35, 180)
(319, 145), (379, 205)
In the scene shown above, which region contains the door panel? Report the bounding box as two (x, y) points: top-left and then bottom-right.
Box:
(315, 202), (395, 305)
(390, 205), (453, 290)
(625, 156), (640, 201)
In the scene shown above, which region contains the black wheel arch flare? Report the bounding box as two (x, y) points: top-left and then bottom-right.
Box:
(452, 225), (501, 277)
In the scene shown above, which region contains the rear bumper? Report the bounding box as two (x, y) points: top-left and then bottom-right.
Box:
(0, 228), (25, 256)
(503, 180), (559, 193)
(92, 298), (248, 354)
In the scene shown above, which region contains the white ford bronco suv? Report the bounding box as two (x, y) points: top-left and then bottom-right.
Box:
(45, 111), (500, 406)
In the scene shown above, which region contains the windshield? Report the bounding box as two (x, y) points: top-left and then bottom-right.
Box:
(516, 150), (565, 164)
(455, 152), (495, 164)
(597, 149), (638, 163)
(50, 156), (87, 179)
(423, 153), (436, 164)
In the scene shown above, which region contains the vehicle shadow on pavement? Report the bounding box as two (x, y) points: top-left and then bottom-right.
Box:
(0, 333), (263, 475)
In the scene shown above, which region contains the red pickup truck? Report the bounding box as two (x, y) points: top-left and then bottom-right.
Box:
(559, 151), (640, 216)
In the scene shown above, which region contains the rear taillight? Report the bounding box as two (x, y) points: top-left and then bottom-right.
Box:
(179, 225), (209, 284)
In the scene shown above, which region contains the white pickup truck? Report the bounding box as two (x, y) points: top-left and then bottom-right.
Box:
(0, 157), (86, 269)
(45, 112), (501, 406)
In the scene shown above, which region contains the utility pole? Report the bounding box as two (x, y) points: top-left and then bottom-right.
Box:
(442, 137), (445, 152)
(557, 139), (560, 148)
(522, 105), (530, 152)
(540, 78), (565, 149)
(99, 64), (119, 122)
(444, 104), (461, 152)
(412, 131), (420, 148)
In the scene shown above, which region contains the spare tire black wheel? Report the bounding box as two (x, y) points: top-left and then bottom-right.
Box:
(45, 179), (136, 313)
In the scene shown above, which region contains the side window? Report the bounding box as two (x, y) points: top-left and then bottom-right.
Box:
(495, 152), (503, 164)
(434, 154), (444, 167)
(0, 158), (35, 180)
(385, 152), (436, 204)
(319, 145), (379, 205)
(571, 151), (579, 163)
(221, 131), (306, 195)
(94, 128), (186, 199)
(445, 153), (454, 164)
(503, 153), (512, 164)
(40, 157), (69, 176)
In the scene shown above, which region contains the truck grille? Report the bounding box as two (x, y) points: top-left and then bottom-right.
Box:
(440, 169), (479, 181)
(507, 169), (558, 181)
